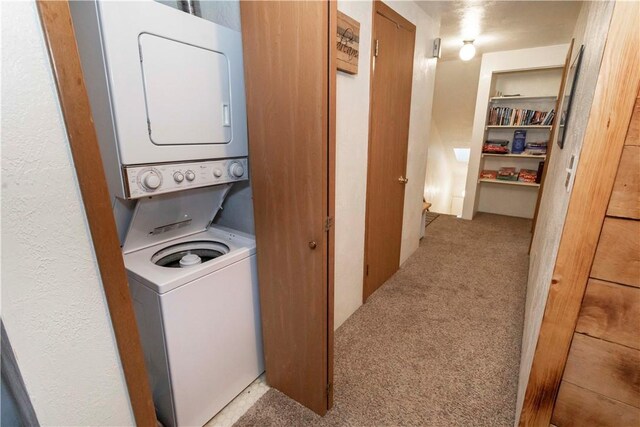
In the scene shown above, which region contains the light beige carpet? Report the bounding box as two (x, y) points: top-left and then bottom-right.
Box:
(235, 213), (531, 426)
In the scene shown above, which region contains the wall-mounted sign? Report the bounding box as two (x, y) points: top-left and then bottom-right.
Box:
(336, 11), (360, 74)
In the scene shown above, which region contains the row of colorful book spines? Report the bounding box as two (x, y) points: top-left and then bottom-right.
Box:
(488, 107), (555, 126)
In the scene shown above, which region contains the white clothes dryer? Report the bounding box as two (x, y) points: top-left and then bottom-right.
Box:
(123, 186), (263, 427)
(69, 0), (249, 200)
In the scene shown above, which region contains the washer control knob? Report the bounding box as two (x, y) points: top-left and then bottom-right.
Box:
(173, 172), (184, 183)
(185, 170), (196, 181)
(141, 170), (161, 191)
(213, 168), (223, 178)
(229, 162), (245, 178)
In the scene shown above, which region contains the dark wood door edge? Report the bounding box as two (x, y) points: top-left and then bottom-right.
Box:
(518, 2), (640, 425)
(36, 2), (156, 425)
(327, 0), (337, 409)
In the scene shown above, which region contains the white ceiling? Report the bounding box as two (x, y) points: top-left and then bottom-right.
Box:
(418, 1), (583, 61)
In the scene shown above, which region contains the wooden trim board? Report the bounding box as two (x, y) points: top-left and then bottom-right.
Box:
(607, 145), (640, 219)
(36, 2), (156, 425)
(552, 381), (640, 426)
(519, 2), (640, 425)
(327, 0), (337, 408)
(575, 279), (640, 349)
(562, 333), (640, 407)
(590, 217), (640, 288)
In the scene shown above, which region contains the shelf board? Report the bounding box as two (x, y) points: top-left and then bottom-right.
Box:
(486, 125), (552, 130)
(478, 178), (540, 188)
(482, 153), (547, 159)
(490, 95), (557, 102)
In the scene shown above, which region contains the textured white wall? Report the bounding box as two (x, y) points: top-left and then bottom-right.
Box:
(333, 1), (439, 328)
(1, 2), (134, 425)
(426, 58), (481, 215)
(515, 1), (614, 422)
(386, 0), (440, 266)
(334, 0), (372, 329)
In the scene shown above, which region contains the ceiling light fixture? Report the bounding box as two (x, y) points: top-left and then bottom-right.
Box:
(459, 40), (476, 61)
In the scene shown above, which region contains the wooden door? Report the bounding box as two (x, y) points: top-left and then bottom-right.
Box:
(239, 1), (336, 415)
(363, 2), (416, 301)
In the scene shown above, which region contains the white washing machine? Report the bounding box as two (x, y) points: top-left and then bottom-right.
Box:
(123, 186), (264, 427)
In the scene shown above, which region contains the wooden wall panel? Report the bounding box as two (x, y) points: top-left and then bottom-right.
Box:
(626, 97), (639, 146)
(575, 279), (640, 349)
(591, 218), (640, 287)
(552, 381), (640, 427)
(607, 146), (640, 219)
(563, 333), (640, 408)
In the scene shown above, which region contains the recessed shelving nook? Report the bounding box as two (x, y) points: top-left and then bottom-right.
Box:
(476, 67), (562, 219)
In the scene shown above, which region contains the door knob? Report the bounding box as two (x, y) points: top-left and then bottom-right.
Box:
(398, 176), (409, 184)
(308, 241), (317, 249)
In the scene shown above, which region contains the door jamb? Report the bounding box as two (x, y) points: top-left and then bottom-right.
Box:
(362, 1), (416, 303)
(327, 0), (337, 409)
(36, 2), (156, 425)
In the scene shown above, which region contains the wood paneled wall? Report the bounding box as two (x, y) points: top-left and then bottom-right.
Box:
(551, 95), (640, 426)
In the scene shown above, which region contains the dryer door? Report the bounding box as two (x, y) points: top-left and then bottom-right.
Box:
(139, 34), (232, 145)
(96, 1), (248, 165)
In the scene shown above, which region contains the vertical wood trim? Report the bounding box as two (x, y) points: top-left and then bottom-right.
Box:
(35, 2), (156, 425)
(327, 0), (337, 409)
(519, 2), (640, 425)
(362, 0), (378, 304)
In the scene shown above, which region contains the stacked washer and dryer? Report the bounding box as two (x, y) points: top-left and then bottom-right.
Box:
(70, 2), (263, 426)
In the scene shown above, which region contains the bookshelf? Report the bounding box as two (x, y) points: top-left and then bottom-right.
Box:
(475, 67), (562, 218)
(481, 153), (547, 159)
(490, 95), (557, 102)
(479, 178), (541, 188)
(485, 125), (552, 130)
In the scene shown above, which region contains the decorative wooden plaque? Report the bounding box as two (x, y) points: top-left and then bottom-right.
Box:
(336, 11), (360, 74)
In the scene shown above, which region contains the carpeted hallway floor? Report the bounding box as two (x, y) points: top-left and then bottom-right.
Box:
(235, 213), (531, 426)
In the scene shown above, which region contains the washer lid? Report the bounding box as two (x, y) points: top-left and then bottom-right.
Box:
(122, 184), (231, 254)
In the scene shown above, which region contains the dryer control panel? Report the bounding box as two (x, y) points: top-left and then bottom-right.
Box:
(125, 158), (248, 199)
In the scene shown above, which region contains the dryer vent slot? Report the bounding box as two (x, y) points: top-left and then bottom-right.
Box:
(150, 219), (192, 235)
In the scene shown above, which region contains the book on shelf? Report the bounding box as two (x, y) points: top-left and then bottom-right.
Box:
(480, 170), (498, 179)
(524, 141), (548, 155)
(488, 107), (555, 126)
(483, 139), (510, 154)
(512, 130), (527, 154)
(496, 167), (518, 181)
(480, 167), (540, 183)
(536, 161), (545, 184)
(518, 169), (538, 183)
